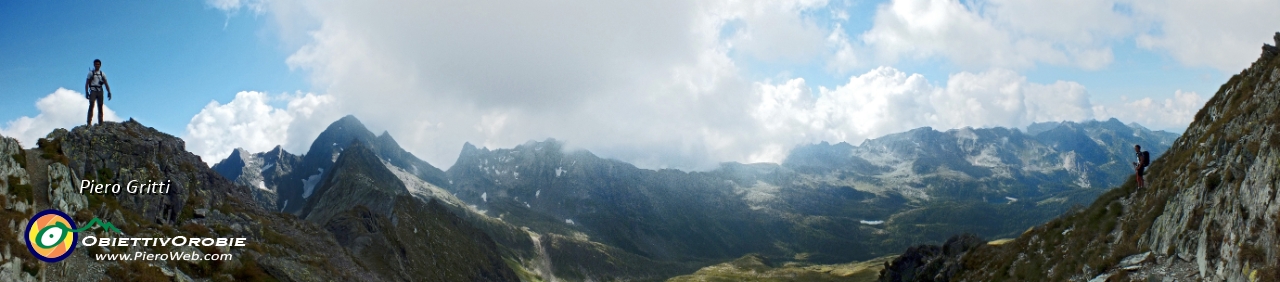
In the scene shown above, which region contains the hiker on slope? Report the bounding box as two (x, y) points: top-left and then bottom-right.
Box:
(1133, 145), (1150, 188)
(84, 59), (112, 126)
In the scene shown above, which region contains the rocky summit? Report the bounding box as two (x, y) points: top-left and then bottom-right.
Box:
(0, 120), (515, 281)
(879, 32), (1280, 282)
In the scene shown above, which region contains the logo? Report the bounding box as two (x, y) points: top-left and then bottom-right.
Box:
(25, 209), (121, 263)
(26, 210), (78, 262)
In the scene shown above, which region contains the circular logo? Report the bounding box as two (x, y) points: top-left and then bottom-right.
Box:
(25, 210), (78, 263)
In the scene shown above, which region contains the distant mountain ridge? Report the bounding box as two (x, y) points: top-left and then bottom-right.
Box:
(212, 116), (1180, 280)
(878, 32), (1280, 282)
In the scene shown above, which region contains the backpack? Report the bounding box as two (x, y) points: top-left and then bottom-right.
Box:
(1139, 151), (1150, 168)
(87, 70), (106, 89)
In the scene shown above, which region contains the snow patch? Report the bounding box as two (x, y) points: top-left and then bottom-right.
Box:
(860, 220), (884, 225)
(383, 161), (467, 207)
(280, 200), (288, 212)
(1005, 196), (1018, 203)
(256, 181), (268, 191)
(536, 189), (540, 198)
(555, 167), (565, 177)
(482, 192), (487, 202)
(261, 163), (274, 172)
(565, 219), (574, 225)
(301, 168), (324, 198)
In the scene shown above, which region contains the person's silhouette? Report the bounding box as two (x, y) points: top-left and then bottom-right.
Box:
(84, 59), (112, 126)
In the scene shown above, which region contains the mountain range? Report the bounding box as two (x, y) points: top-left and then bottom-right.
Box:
(877, 31), (1280, 282)
(202, 113), (1177, 280)
(0, 107), (1180, 281)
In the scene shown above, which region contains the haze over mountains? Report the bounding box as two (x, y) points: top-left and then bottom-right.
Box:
(210, 114), (1177, 279)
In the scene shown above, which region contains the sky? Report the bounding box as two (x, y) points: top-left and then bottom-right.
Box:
(2, 0), (1278, 170)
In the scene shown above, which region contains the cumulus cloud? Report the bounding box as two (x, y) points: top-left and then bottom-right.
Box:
(252, 0), (772, 169)
(183, 91), (337, 165)
(182, 0), (1225, 170)
(1, 88), (122, 147)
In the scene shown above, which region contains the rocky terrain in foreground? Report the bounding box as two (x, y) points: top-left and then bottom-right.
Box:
(0, 120), (516, 281)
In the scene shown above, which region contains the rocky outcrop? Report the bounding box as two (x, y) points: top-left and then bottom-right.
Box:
(1140, 31), (1280, 281)
(0, 136), (28, 198)
(878, 234), (984, 282)
(1262, 32), (1279, 59)
(46, 163), (87, 213)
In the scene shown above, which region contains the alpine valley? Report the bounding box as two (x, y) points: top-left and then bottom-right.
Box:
(0, 107), (1180, 280)
(206, 113), (1175, 280)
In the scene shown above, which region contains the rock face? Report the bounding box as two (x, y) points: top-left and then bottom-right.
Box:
(1141, 32), (1280, 281)
(302, 140), (406, 224)
(46, 163), (87, 213)
(242, 115), (450, 215)
(892, 32), (1280, 281)
(212, 146), (301, 211)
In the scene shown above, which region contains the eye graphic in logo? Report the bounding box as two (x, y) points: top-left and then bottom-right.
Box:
(25, 210), (78, 263)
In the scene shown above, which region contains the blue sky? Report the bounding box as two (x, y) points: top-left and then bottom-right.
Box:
(2, 0), (1277, 169)
(0, 1), (304, 133)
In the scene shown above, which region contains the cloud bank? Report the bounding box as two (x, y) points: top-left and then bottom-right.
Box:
(179, 0), (1273, 169)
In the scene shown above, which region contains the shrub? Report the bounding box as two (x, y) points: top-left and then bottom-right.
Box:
(10, 149), (26, 169)
(7, 176), (33, 203)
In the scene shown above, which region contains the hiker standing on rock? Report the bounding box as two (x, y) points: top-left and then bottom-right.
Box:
(84, 59), (111, 126)
(1133, 145), (1150, 188)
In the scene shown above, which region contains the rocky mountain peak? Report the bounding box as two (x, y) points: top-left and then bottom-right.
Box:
(228, 115), (448, 215)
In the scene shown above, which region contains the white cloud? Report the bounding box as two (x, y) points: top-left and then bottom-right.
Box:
(1130, 0), (1280, 72)
(747, 66), (1206, 163)
(721, 1), (831, 63)
(853, 0), (1280, 72)
(1, 88), (122, 147)
(183, 91), (337, 165)
(215, 0), (1216, 170)
(860, 0), (1122, 70)
(1093, 90), (1205, 131)
(257, 0), (775, 169)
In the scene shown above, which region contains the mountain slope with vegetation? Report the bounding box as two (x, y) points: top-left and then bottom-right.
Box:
(882, 32), (1280, 282)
